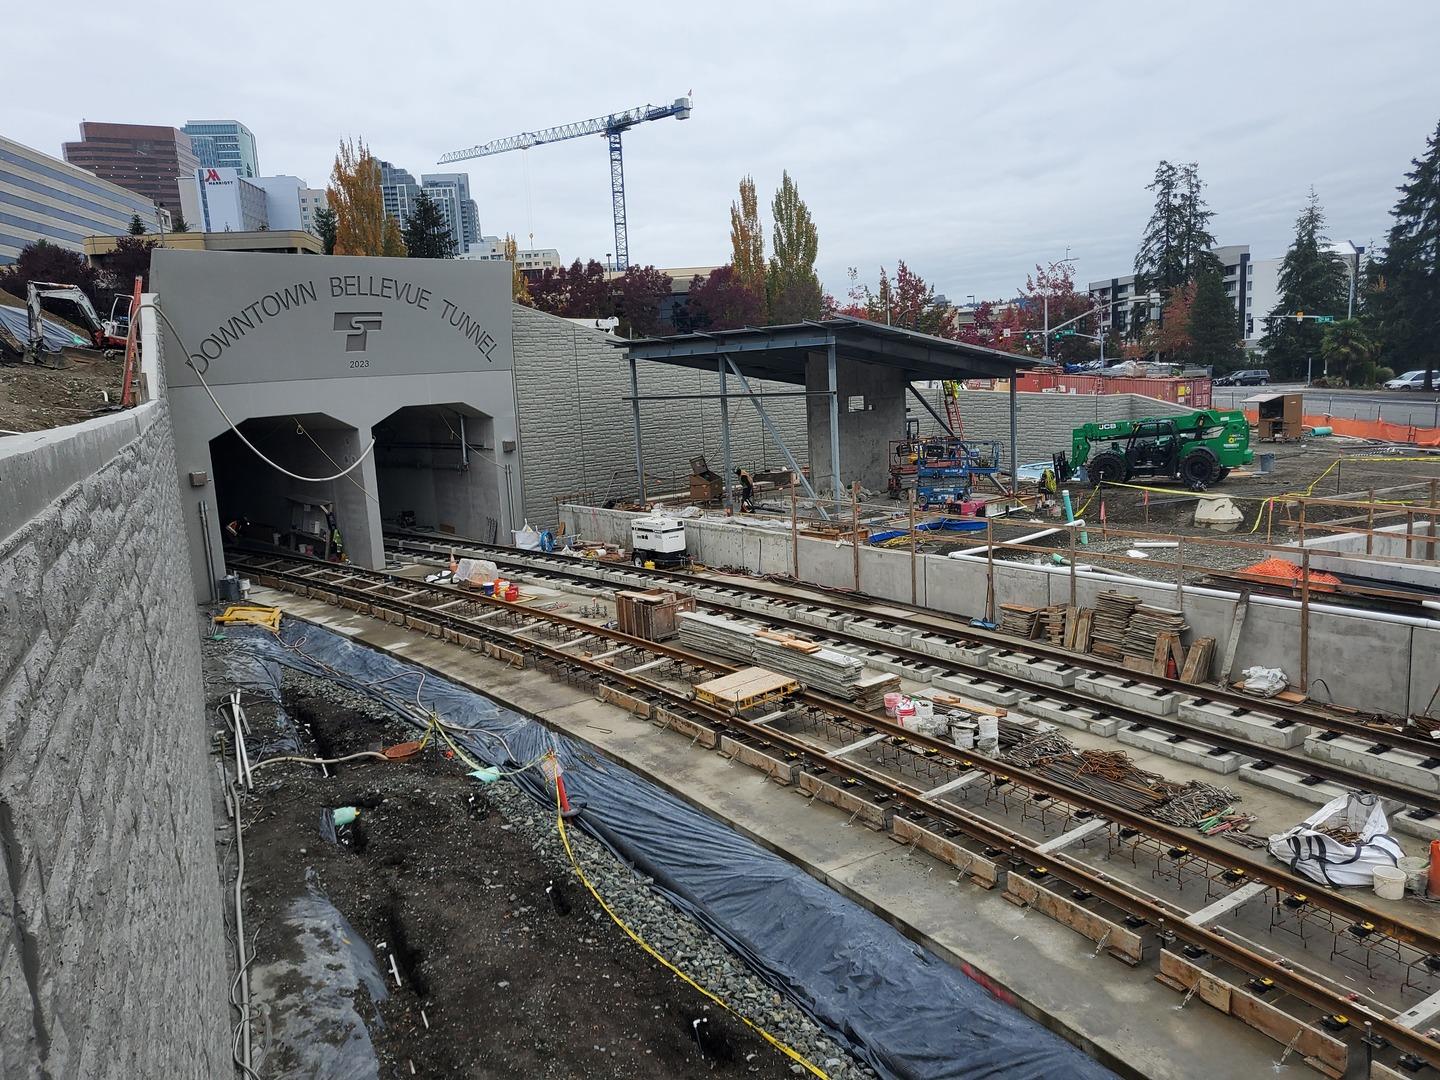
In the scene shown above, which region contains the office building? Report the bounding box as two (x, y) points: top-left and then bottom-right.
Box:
(61, 122), (198, 218)
(177, 169), (310, 234)
(378, 160), (418, 223)
(420, 172), (480, 249)
(1243, 241), (1365, 347)
(1088, 245), (1251, 339)
(460, 236), (562, 272)
(181, 121), (260, 178)
(298, 187), (329, 235)
(0, 134), (171, 264)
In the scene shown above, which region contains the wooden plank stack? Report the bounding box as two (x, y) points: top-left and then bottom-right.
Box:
(1180, 637), (1216, 683)
(1089, 591), (1139, 659)
(1042, 606), (1068, 646)
(1064, 608), (1094, 652)
(1122, 605), (1188, 674)
(677, 612), (899, 707)
(999, 604), (1042, 638)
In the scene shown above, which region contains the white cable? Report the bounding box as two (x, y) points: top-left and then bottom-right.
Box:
(140, 301), (379, 483)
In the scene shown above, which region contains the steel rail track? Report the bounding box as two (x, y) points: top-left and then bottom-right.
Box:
(383, 534), (1440, 816)
(233, 549), (1440, 1068)
(385, 530), (1435, 755)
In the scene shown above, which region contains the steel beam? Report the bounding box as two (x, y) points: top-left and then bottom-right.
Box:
(608, 132), (628, 270)
(1008, 376), (1019, 492)
(827, 339), (843, 510)
(907, 383), (956, 437)
(718, 357), (734, 512)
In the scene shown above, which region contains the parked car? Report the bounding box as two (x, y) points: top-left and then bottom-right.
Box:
(1214, 369), (1270, 386)
(1384, 370), (1438, 391)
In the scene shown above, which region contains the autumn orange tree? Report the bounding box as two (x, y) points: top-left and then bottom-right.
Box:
(729, 176), (766, 312)
(504, 235), (531, 303)
(329, 137), (405, 257)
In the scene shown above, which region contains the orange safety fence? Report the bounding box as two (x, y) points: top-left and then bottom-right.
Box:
(1241, 409), (1440, 447)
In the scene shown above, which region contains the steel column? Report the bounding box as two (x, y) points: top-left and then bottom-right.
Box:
(1008, 376), (1018, 493)
(629, 354), (646, 502)
(718, 357), (734, 512)
(827, 340), (842, 510)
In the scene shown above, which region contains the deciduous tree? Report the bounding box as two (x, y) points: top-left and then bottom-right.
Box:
(328, 137), (391, 256)
(614, 265), (673, 336)
(1260, 189), (1348, 378)
(1321, 318), (1380, 386)
(504, 234), (531, 304)
(685, 265), (764, 330)
(529, 259), (612, 319)
(401, 190), (455, 258)
(0, 240), (103, 306)
(1367, 118), (1440, 389)
(766, 171), (823, 323)
(848, 261), (958, 337)
(729, 175), (766, 310)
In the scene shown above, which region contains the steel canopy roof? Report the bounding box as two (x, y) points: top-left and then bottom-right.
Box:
(616, 317), (1040, 385)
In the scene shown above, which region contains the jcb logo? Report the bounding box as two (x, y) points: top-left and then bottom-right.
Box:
(334, 312), (382, 352)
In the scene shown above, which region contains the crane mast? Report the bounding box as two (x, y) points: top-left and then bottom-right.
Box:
(440, 96), (692, 270)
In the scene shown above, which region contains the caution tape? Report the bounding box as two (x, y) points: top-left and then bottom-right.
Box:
(553, 778), (831, 1079)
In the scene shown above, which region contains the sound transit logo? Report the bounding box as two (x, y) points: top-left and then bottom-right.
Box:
(333, 312), (383, 352)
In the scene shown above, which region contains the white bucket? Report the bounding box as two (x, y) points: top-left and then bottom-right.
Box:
(914, 700), (934, 725)
(1373, 864), (1406, 901)
(884, 692), (901, 718)
(1399, 856), (1429, 894)
(952, 728), (975, 750)
(977, 715), (1000, 751)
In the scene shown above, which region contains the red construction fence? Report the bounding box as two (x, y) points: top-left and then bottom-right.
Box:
(1015, 372), (1212, 408)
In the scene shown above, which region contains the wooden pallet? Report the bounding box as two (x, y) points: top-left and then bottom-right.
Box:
(693, 666), (800, 712)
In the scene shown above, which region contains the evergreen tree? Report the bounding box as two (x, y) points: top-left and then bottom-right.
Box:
(401, 190), (455, 258)
(1135, 161), (1219, 297)
(1188, 267), (1242, 370)
(1259, 189), (1348, 379)
(1368, 119), (1440, 389)
(313, 207), (338, 254)
(766, 171), (823, 323)
(170, 212), (191, 233)
(127, 213), (146, 235)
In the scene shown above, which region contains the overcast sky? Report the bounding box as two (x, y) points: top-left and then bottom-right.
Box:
(12, 2), (1440, 299)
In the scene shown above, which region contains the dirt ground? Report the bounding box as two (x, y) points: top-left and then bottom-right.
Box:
(0, 351), (125, 433)
(230, 673), (815, 1079)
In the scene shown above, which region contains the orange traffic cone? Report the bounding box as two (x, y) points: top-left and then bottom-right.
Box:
(556, 773), (585, 820)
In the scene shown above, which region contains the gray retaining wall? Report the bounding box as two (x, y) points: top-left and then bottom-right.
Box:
(0, 402), (229, 1078)
(559, 504), (1440, 719)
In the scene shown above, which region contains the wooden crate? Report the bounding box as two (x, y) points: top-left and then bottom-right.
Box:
(694, 666), (800, 712)
(615, 590), (696, 642)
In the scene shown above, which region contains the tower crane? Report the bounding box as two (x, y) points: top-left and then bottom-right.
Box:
(439, 96), (692, 271)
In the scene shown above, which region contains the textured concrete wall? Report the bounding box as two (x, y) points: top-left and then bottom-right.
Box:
(513, 305), (809, 527)
(0, 403), (229, 1078)
(909, 387), (1190, 466)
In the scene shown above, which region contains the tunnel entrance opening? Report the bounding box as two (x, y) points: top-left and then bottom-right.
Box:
(374, 403), (510, 545)
(210, 412), (375, 563)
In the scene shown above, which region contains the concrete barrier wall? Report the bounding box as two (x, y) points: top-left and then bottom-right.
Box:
(559, 504), (1440, 717)
(0, 402), (229, 1077)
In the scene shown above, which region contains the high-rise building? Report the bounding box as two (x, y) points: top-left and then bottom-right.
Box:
(421, 172), (480, 249)
(61, 122), (199, 218)
(459, 236), (561, 272)
(181, 121), (260, 178)
(298, 187), (329, 235)
(1243, 241), (1365, 347)
(378, 160), (418, 223)
(177, 169), (310, 233)
(1088, 245), (1252, 340)
(0, 134), (171, 264)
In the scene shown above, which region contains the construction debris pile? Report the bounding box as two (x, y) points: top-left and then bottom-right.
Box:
(1005, 729), (1236, 825)
(678, 611), (899, 709)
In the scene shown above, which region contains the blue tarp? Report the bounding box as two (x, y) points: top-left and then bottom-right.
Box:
(868, 519), (989, 544)
(227, 622), (1115, 1080)
(0, 304), (90, 353)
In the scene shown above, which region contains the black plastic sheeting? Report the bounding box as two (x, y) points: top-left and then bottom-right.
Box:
(0, 305), (90, 353)
(230, 622), (1115, 1080)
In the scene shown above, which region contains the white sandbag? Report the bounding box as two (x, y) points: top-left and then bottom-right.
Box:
(1240, 665), (1288, 698)
(1267, 792), (1403, 888)
(513, 521), (542, 550)
(454, 558), (500, 585)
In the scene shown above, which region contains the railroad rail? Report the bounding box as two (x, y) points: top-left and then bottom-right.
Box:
(381, 532), (1440, 815)
(232, 549), (1440, 1073)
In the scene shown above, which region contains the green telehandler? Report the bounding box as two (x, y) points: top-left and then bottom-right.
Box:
(1053, 409), (1253, 490)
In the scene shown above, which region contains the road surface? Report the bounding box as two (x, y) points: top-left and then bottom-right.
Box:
(1212, 383), (1440, 427)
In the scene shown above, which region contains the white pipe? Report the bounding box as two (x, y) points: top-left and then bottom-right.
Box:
(950, 526), (1064, 558)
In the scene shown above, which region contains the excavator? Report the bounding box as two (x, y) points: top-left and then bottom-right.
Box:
(21, 281), (131, 366)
